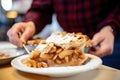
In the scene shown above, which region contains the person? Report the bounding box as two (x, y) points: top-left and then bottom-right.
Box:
(7, 0), (120, 68)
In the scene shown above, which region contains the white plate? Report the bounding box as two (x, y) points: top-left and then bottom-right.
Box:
(0, 42), (25, 65)
(0, 41), (16, 48)
(11, 54), (102, 77)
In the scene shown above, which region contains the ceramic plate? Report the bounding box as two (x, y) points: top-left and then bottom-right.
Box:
(0, 42), (25, 65)
(11, 54), (102, 77)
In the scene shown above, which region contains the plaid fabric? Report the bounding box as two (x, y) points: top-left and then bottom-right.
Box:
(23, 0), (120, 38)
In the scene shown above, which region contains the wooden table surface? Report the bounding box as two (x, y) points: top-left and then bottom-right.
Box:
(0, 64), (120, 80)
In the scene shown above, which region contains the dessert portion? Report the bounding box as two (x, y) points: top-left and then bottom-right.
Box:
(27, 38), (43, 45)
(0, 53), (10, 59)
(23, 32), (92, 68)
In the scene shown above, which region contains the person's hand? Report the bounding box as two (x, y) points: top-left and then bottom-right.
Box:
(90, 26), (114, 57)
(7, 21), (36, 47)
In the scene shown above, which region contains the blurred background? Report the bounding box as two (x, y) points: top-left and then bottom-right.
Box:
(0, 0), (63, 41)
(0, 0), (33, 41)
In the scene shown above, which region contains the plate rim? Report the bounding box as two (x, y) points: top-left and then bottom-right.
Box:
(0, 47), (25, 65)
(0, 48), (25, 59)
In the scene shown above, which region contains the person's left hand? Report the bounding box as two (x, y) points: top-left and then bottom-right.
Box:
(90, 26), (114, 57)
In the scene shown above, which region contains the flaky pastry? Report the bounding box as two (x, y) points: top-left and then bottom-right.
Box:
(23, 32), (92, 68)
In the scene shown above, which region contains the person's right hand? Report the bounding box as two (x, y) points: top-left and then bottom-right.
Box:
(7, 21), (36, 47)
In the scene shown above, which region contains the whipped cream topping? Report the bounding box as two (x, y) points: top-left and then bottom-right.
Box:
(36, 44), (47, 52)
(36, 43), (53, 55)
(46, 32), (78, 44)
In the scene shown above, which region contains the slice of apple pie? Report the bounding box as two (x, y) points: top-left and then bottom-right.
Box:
(23, 32), (92, 68)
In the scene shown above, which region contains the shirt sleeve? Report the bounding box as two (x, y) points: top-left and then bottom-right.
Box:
(22, 0), (53, 34)
(97, 3), (120, 36)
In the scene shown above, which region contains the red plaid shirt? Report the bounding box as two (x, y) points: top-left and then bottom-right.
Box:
(23, 0), (120, 38)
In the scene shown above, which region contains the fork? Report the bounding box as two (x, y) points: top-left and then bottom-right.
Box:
(84, 45), (100, 53)
(18, 32), (30, 54)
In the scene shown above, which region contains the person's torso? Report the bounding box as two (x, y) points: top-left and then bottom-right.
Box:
(52, 0), (118, 37)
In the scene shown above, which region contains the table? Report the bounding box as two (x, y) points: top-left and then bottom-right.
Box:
(0, 64), (120, 80)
